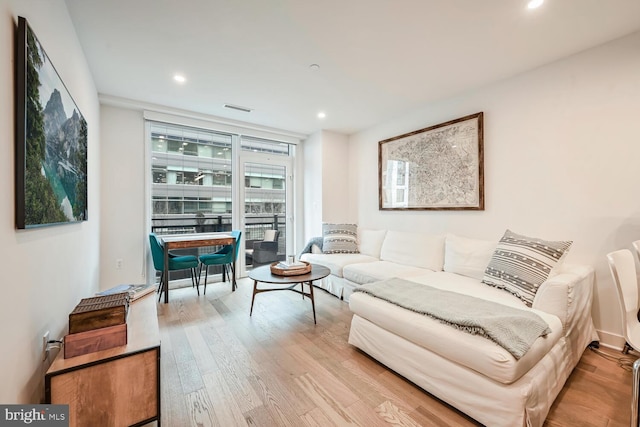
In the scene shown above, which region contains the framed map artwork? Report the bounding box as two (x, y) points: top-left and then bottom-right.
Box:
(378, 112), (484, 211)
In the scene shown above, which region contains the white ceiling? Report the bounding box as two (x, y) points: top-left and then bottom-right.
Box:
(64, 0), (640, 136)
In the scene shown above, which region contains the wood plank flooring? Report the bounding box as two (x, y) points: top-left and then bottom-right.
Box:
(146, 278), (634, 427)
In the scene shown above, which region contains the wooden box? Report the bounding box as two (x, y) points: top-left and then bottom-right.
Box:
(64, 323), (128, 358)
(69, 294), (129, 334)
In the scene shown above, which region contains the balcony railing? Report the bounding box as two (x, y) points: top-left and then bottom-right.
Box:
(150, 214), (286, 282)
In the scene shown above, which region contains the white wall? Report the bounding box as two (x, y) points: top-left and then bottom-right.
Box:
(0, 1), (100, 403)
(99, 106), (148, 289)
(303, 131), (323, 239)
(302, 130), (352, 240)
(321, 131), (351, 223)
(348, 31), (640, 347)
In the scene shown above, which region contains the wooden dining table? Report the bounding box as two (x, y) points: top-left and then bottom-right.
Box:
(158, 232), (236, 303)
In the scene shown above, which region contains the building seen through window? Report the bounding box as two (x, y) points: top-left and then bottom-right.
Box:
(149, 122), (290, 234)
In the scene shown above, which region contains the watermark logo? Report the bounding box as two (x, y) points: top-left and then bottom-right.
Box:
(0, 405), (68, 426)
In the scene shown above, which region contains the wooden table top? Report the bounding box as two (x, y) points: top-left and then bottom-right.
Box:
(159, 233), (235, 249)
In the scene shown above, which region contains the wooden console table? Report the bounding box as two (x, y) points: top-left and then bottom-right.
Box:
(45, 293), (161, 427)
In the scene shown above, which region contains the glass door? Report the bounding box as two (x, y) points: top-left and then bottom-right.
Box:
(239, 154), (292, 275)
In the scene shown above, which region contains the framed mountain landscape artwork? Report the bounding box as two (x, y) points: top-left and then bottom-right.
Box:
(15, 16), (88, 229)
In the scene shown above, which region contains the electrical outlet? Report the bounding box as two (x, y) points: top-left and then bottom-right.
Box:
(116, 259), (123, 270)
(42, 331), (50, 361)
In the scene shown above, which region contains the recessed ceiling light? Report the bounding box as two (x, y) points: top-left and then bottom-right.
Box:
(173, 74), (186, 84)
(527, 0), (543, 9)
(309, 64), (320, 70)
(317, 112), (326, 119)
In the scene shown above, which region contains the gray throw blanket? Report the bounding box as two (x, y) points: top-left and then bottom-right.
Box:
(354, 278), (551, 360)
(299, 236), (323, 256)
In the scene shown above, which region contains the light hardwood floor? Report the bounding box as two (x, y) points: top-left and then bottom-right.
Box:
(150, 278), (633, 427)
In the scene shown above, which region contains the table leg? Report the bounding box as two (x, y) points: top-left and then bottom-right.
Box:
(309, 281), (316, 324)
(250, 280), (258, 316)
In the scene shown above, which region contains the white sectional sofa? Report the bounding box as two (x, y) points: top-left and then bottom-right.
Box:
(300, 228), (598, 427)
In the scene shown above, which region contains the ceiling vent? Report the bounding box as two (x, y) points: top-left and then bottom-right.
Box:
(224, 103), (252, 113)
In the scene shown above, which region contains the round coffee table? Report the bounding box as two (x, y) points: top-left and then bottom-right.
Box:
(248, 263), (330, 324)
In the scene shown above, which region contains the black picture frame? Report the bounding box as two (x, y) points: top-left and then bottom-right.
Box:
(15, 16), (88, 229)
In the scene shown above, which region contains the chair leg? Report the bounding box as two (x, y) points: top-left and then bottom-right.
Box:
(229, 264), (236, 291)
(194, 266), (201, 295)
(204, 264), (209, 294)
(158, 271), (165, 302)
(157, 272), (164, 293)
(191, 267), (199, 295)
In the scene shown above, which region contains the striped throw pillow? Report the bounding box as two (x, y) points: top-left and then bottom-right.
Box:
(481, 230), (572, 307)
(322, 223), (359, 254)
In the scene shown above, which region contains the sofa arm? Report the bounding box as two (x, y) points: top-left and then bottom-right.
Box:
(531, 264), (594, 332)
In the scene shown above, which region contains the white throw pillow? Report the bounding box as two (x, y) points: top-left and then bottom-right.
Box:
(358, 229), (387, 258)
(482, 229), (572, 307)
(380, 230), (445, 271)
(322, 223), (359, 254)
(444, 234), (497, 281)
(264, 230), (278, 241)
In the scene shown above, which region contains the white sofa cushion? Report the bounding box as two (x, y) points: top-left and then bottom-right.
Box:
(357, 229), (387, 258)
(343, 260), (433, 285)
(349, 272), (563, 384)
(444, 234), (497, 280)
(380, 231), (445, 271)
(299, 253), (377, 278)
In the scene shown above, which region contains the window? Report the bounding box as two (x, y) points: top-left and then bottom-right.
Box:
(149, 122), (294, 236)
(150, 122), (234, 233)
(147, 116), (298, 281)
(241, 136), (290, 155)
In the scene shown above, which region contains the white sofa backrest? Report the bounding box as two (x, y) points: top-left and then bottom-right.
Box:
(358, 229), (387, 258)
(444, 234), (497, 281)
(380, 231), (445, 271)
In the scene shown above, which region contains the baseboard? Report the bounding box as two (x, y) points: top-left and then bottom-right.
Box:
(595, 329), (626, 351)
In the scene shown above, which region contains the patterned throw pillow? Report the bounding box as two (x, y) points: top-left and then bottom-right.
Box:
(322, 223), (359, 254)
(481, 230), (572, 307)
